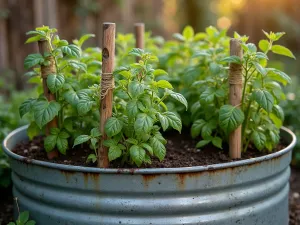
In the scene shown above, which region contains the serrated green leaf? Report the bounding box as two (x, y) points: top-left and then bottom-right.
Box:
(126, 99), (139, 117)
(272, 105), (284, 121)
(258, 40), (269, 52)
(27, 122), (40, 140)
(77, 99), (93, 115)
(267, 68), (291, 85)
(246, 43), (257, 52)
(103, 139), (118, 147)
(90, 128), (101, 137)
(47, 74), (65, 93)
(191, 119), (206, 138)
(33, 99), (61, 128)
(212, 137), (222, 149)
(134, 113), (153, 134)
(44, 135), (57, 152)
(196, 140), (211, 148)
(220, 56), (242, 64)
(126, 138), (138, 145)
(56, 137), (68, 154)
(156, 80), (173, 89)
(200, 87), (216, 103)
(269, 130), (280, 144)
(77, 34), (95, 47)
(19, 98), (36, 118)
(86, 154), (97, 163)
(105, 117), (123, 137)
(252, 89), (274, 112)
(219, 105), (244, 134)
(153, 69), (168, 77)
(163, 112), (182, 132)
(73, 135), (90, 147)
(140, 143), (153, 155)
(68, 60), (87, 72)
(128, 48), (144, 57)
(129, 81), (145, 96)
(19, 211), (29, 223)
(158, 113), (169, 131)
(271, 45), (295, 59)
(256, 52), (268, 60)
(25, 35), (41, 44)
(61, 45), (81, 58)
(168, 90), (188, 110)
(253, 62), (267, 76)
(251, 131), (266, 150)
(108, 145), (122, 161)
(183, 25), (194, 40)
(24, 54), (44, 69)
(118, 71), (131, 79)
(130, 145), (145, 167)
(149, 137), (166, 161)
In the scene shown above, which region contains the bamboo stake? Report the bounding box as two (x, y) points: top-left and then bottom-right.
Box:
(98, 23), (116, 168)
(229, 39), (243, 159)
(134, 23), (144, 62)
(38, 40), (59, 159)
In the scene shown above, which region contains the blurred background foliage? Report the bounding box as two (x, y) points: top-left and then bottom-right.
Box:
(0, 0), (300, 187)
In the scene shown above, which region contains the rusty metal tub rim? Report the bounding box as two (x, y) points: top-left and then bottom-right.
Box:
(3, 125), (296, 174)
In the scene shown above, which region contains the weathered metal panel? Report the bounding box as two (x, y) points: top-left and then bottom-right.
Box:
(3, 126), (296, 225)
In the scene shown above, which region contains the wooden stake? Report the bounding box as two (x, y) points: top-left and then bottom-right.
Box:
(98, 23), (115, 168)
(229, 39), (243, 159)
(38, 40), (59, 159)
(134, 23), (144, 62)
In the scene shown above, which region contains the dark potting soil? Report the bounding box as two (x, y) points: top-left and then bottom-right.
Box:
(12, 130), (287, 168)
(1, 168), (300, 224)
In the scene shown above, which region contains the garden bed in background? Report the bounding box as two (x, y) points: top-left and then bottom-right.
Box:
(0, 167), (299, 225)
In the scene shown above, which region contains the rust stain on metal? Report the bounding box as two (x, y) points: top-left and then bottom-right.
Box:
(142, 174), (159, 188)
(60, 170), (76, 183)
(82, 172), (100, 190)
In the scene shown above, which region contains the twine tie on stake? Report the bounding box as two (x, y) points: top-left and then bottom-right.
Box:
(229, 64), (243, 85)
(100, 72), (115, 99)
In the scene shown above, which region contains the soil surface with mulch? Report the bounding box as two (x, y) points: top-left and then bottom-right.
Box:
(0, 169), (299, 224)
(12, 130), (287, 168)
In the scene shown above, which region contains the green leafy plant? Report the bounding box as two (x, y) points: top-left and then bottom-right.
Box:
(189, 30), (294, 151)
(101, 49), (186, 166)
(20, 26), (101, 161)
(7, 211), (36, 225)
(8, 198), (36, 225)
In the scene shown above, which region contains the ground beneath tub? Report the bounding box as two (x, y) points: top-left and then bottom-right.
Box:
(12, 130), (286, 168)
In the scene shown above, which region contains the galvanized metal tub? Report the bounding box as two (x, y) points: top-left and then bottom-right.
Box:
(3, 126), (296, 225)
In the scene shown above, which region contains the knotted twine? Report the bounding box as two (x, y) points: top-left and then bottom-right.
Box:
(100, 72), (115, 99)
(229, 63), (243, 85)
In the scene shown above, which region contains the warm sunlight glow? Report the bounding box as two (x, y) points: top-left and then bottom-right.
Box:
(217, 16), (232, 29)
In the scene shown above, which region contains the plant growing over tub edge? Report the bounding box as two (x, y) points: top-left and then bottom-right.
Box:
(190, 30), (295, 152)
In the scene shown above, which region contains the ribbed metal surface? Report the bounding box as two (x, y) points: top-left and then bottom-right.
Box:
(3, 126), (296, 225)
